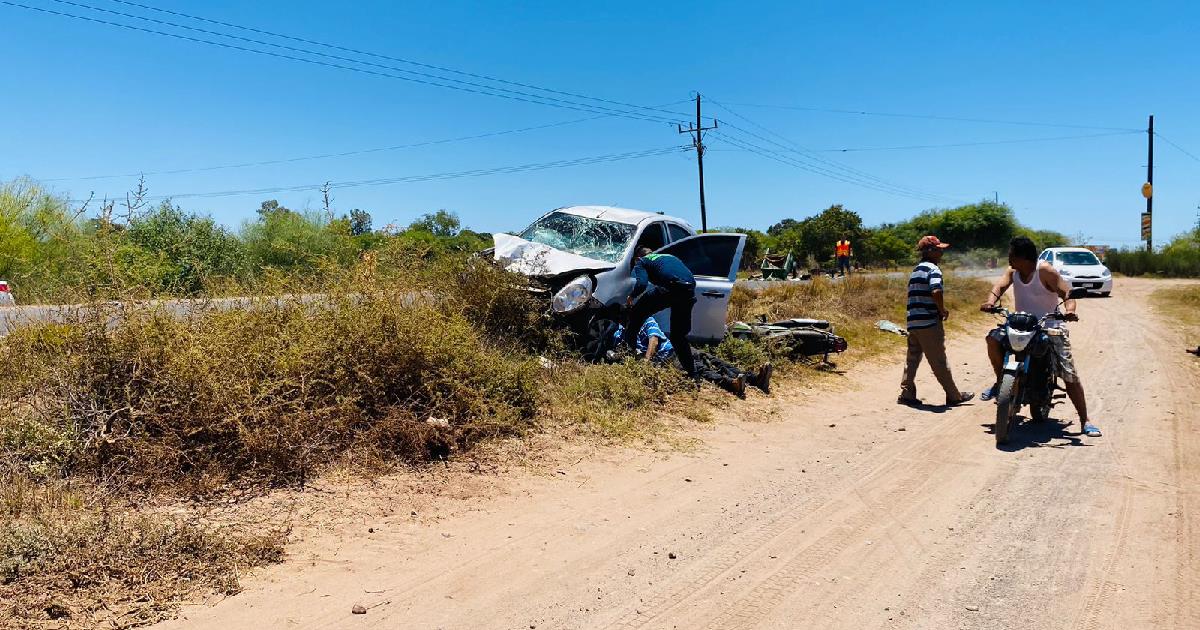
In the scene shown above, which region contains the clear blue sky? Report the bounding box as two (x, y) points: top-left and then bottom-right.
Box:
(3, 0), (1198, 247)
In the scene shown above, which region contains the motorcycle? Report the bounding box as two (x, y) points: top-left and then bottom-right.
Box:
(984, 305), (1072, 445)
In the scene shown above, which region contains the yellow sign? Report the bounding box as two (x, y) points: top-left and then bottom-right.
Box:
(1142, 182), (1153, 199)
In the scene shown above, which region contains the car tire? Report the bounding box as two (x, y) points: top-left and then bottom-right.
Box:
(1100, 291), (1111, 297)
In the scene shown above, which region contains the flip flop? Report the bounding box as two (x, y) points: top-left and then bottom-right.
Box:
(1083, 423), (1103, 437)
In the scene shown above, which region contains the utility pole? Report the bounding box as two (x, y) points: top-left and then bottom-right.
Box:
(678, 93), (718, 232)
(1145, 114), (1154, 251)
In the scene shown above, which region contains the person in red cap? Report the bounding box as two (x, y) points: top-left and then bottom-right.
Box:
(898, 235), (975, 407)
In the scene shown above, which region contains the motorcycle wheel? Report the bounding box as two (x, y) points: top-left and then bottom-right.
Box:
(994, 373), (1019, 445)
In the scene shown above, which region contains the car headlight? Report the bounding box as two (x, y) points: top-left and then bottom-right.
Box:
(1059, 268), (1072, 276)
(1102, 268), (1111, 277)
(551, 275), (594, 314)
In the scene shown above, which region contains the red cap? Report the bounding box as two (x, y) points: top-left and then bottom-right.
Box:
(917, 235), (950, 251)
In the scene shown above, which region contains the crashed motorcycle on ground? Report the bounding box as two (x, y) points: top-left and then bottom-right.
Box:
(984, 305), (1072, 445)
(727, 317), (849, 362)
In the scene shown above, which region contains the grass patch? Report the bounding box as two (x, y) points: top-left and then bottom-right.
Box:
(546, 360), (699, 440)
(728, 274), (992, 364)
(0, 472), (283, 629)
(1152, 284), (1200, 336)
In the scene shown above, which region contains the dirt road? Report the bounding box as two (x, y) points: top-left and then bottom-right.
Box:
(159, 278), (1199, 630)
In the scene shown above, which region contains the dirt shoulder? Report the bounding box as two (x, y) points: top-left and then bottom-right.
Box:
(157, 277), (1200, 630)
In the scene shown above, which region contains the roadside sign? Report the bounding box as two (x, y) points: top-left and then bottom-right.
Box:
(1142, 182), (1153, 199)
(1141, 212), (1152, 240)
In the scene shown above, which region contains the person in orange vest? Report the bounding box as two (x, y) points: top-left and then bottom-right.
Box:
(835, 234), (853, 277)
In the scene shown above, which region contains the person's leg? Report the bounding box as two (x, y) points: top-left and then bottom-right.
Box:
(1051, 331), (1096, 435)
(899, 329), (924, 401)
(920, 324), (967, 403)
(987, 331), (1004, 382)
(694, 351), (743, 394)
(668, 292), (696, 376)
(626, 287), (670, 350)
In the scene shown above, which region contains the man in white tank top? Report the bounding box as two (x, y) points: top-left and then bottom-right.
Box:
(980, 236), (1101, 438)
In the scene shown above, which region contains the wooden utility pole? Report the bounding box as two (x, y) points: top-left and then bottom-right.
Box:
(678, 93), (718, 232)
(1146, 114), (1154, 251)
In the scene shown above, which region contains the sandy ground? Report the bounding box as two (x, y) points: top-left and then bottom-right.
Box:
(157, 277), (1200, 630)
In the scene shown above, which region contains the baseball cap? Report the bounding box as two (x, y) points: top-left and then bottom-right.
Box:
(917, 235), (951, 251)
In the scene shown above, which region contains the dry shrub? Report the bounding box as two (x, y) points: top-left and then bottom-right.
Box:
(0, 278), (540, 488)
(547, 360), (695, 439)
(0, 472), (283, 629)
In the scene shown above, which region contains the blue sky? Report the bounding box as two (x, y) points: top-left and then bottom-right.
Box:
(3, 0), (1198, 247)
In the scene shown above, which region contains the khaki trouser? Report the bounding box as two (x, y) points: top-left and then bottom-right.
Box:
(900, 323), (962, 401)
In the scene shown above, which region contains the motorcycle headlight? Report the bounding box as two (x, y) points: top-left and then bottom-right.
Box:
(1006, 326), (1036, 352)
(551, 275), (594, 314)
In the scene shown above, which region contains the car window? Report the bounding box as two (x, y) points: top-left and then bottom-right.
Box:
(518, 211), (636, 263)
(667, 223), (691, 243)
(657, 234), (744, 280)
(1058, 251), (1101, 265)
(635, 222), (667, 252)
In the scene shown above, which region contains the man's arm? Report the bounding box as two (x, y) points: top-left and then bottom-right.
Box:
(645, 335), (660, 360)
(981, 267), (1015, 310)
(628, 260), (649, 304)
(933, 288), (948, 321)
(1040, 262), (1078, 319)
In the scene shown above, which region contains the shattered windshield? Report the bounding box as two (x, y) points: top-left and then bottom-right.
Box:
(1058, 251), (1101, 265)
(518, 211), (637, 263)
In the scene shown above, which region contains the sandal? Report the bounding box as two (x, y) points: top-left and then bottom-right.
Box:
(1083, 422), (1102, 437)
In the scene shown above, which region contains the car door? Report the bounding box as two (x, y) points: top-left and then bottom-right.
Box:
(650, 233), (746, 342)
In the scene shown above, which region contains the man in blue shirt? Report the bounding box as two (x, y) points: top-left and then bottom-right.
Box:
(899, 235), (974, 407)
(625, 247), (697, 376)
(611, 316), (772, 397)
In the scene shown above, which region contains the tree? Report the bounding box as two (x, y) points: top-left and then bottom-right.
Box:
(349, 209), (373, 236)
(408, 209), (461, 237)
(126, 202), (246, 293)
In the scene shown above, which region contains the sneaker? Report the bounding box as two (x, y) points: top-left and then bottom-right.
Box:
(1083, 422), (1103, 437)
(946, 392), (975, 407)
(755, 364), (773, 394)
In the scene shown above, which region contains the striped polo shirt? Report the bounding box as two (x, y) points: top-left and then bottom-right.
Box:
(906, 260), (944, 330)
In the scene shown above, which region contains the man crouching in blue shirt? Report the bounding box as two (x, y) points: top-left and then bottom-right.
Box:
(625, 247), (697, 377)
(612, 316), (772, 397)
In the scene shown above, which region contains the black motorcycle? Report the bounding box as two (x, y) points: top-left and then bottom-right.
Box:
(985, 306), (1070, 445)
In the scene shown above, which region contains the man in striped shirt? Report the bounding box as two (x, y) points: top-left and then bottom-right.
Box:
(898, 235), (975, 407)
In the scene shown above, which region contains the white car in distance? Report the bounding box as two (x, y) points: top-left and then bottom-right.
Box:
(0, 280), (14, 306)
(1039, 247), (1112, 296)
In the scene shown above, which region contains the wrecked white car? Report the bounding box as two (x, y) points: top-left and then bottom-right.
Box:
(491, 206), (745, 359)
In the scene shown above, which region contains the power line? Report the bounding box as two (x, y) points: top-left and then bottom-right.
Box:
(71, 145), (688, 202)
(717, 101), (1139, 132)
(1154, 132), (1200, 164)
(709, 131), (954, 204)
(40, 0), (688, 124)
(706, 98), (964, 203)
(101, 0), (688, 120)
(4, 1), (687, 125)
(812, 130), (1140, 153)
(44, 110), (674, 182)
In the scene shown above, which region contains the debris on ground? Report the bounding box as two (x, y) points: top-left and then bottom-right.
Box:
(876, 320), (908, 336)
(352, 604), (367, 615)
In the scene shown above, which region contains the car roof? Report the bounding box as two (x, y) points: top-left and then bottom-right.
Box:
(1043, 247), (1095, 253)
(556, 205), (693, 229)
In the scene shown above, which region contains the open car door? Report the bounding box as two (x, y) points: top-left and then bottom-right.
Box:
(651, 233), (746, 342)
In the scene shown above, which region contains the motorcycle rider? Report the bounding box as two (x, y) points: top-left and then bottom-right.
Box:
(980, 236), (1102, 438)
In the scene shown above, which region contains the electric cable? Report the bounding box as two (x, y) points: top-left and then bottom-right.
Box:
(70, 145), (688, 202)
(716, 101), (1140, 132)
(3, 1), (687, 125)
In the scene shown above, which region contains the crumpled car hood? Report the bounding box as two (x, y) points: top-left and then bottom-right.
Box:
(492, 233), (615, 277)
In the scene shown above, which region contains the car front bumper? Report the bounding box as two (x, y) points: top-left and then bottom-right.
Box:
(1067, 276), (1112, 293)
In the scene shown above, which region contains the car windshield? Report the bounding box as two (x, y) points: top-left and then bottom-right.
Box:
(518, 211), (637, 263)
(1058, 251), (1101, 265)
